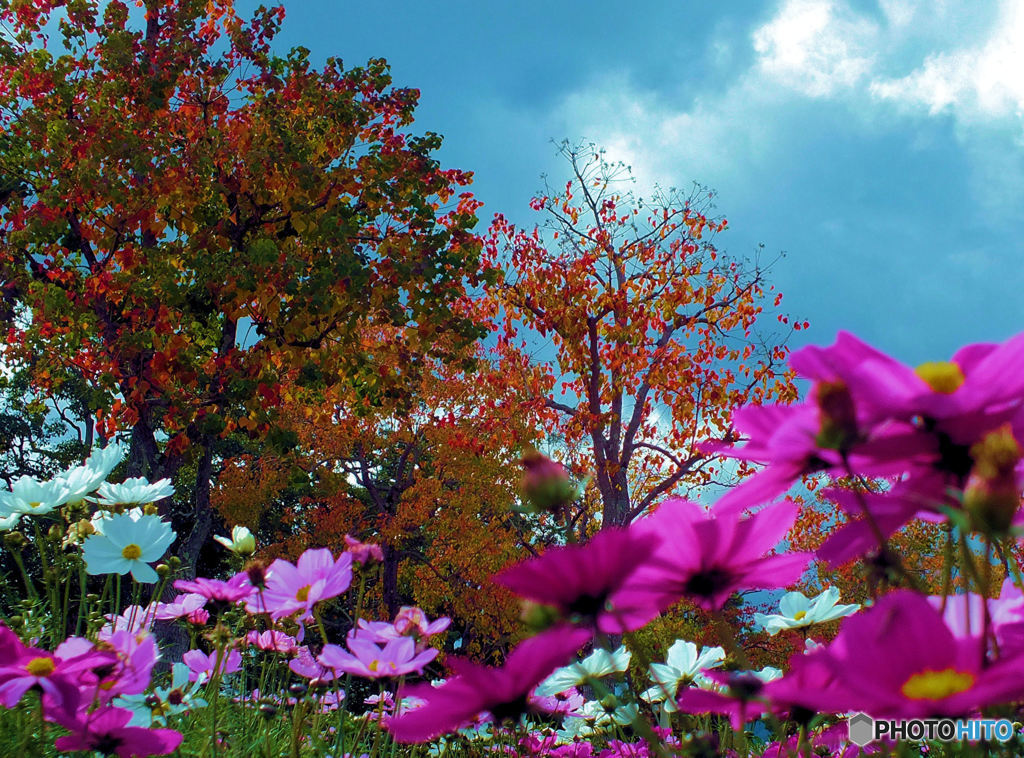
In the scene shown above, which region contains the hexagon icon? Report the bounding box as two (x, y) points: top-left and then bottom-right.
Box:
(847, 712), (874, 747)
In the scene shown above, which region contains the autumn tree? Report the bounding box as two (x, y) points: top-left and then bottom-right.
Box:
(0, 0), (489, 572)
(484, 142), (800, 532)
(213, 319), (547, 659)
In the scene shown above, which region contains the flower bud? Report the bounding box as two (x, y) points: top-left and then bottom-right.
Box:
(258, 703), (278, 719)
(519, 600), (560, 633)
(964, 424), (1022, 534)
(155, 563), (171, 577)
(814, 380), (859, 451)
(3, 532), (27, 550)
(213, 525), (256, 555)
(244, 560), (269, 589)
(519, 449), (582, 515)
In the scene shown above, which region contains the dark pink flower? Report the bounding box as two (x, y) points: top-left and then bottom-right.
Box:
(492, 527), (663, 634)
(0, 642), (88, 712)
(386, 626), (591, 743)
(617, 499), (810, 623)
(702, 402), (928, 516)
(808, 590), (1024, 718)
(90, 630), (160, 701)
(54, 706), (182, 757)
(344, 534), (384, 564)
(174, 574), (255, 603)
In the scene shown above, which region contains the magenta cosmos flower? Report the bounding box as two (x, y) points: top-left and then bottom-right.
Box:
(702, 401), (926, 516)
(352, 607), (450, 650)
(318, 637), (438, 679)
(616, 499), (810, 625)
(174, 573), (256, 604)
(54, 705), (182, 757)
(387, 626), (592, 743)
(792, 330), (1024, 428)
(492, 527), (663, 634)
(344, 534), (384, 564)
(0, 627), (113, 714)
(809, 590), (1024, 718)
(183, 648), (242, 683)
(248, 548), (352, 621)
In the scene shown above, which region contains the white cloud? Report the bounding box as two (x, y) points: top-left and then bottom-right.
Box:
(533, 0), (1024, 215)
(870, 0), (1024, 122)
(752, 0), (878, 97)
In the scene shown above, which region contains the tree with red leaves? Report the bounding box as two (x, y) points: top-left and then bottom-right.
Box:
(0, 0), (489, 573)
(484, 142), (801, 533)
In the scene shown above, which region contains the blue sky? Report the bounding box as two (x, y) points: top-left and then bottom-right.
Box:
(237, 0), (1024, 366)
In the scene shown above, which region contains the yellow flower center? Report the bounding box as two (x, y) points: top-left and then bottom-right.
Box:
(26, 657), (55, 677)
(28, 501), (42, 509)
(793, 610), (807, 621)
(121, 544), (143, 560)
(295, 585), (311, 602)
(915, 362), (965, 394)
(369, 659), (379, 672)
(901, 668), (975, 700)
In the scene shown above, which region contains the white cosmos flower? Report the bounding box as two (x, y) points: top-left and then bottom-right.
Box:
(94, 477), (174, 506)
(579, 697), (639, 726)
(81, 513), (176, 584)
(752, 665), (784, 682)
(213, 525), (256, 555)
(641, 639), (726, 710)
(0, 475), (72, 516)
(57, 442), (127, 503)
(91, 507), (144, 536)
(1, 512), (21, 531)
(534, 645), (631, 697)
(753, 587), (861, 635)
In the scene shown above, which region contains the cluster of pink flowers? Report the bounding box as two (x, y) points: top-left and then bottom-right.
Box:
(0, 623), (181, 757)
(383, 331), (1024, 754)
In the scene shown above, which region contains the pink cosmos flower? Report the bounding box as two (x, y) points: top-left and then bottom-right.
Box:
(344, 534), (384, 564)
(182, 648), (242, 683)
(0, 634), (93, 713)
(808, 590), (1024, 718)
(288, 645), (338, 682)
(529, 685), (585, 716)
(674, 670), (774, 730)
(250, 548), (353, 621)
(926, 580), (1024, 656)
(99, 605), (153, 640)
(318, 637), (437, 679)
(152, 593), (207, 621)
(174, 573), (256, 604)
(352, 608), (450, 651)
(245, 630), (299, 655)
(792, 331), (1024, 428)
(90, 630), (160, 702)
(616, 499), (810, 625)
(492, 527), (664, 634)
(54, 705), (183, 757)
(386, 626), (592, 743)
(700, 401), (928, 516)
